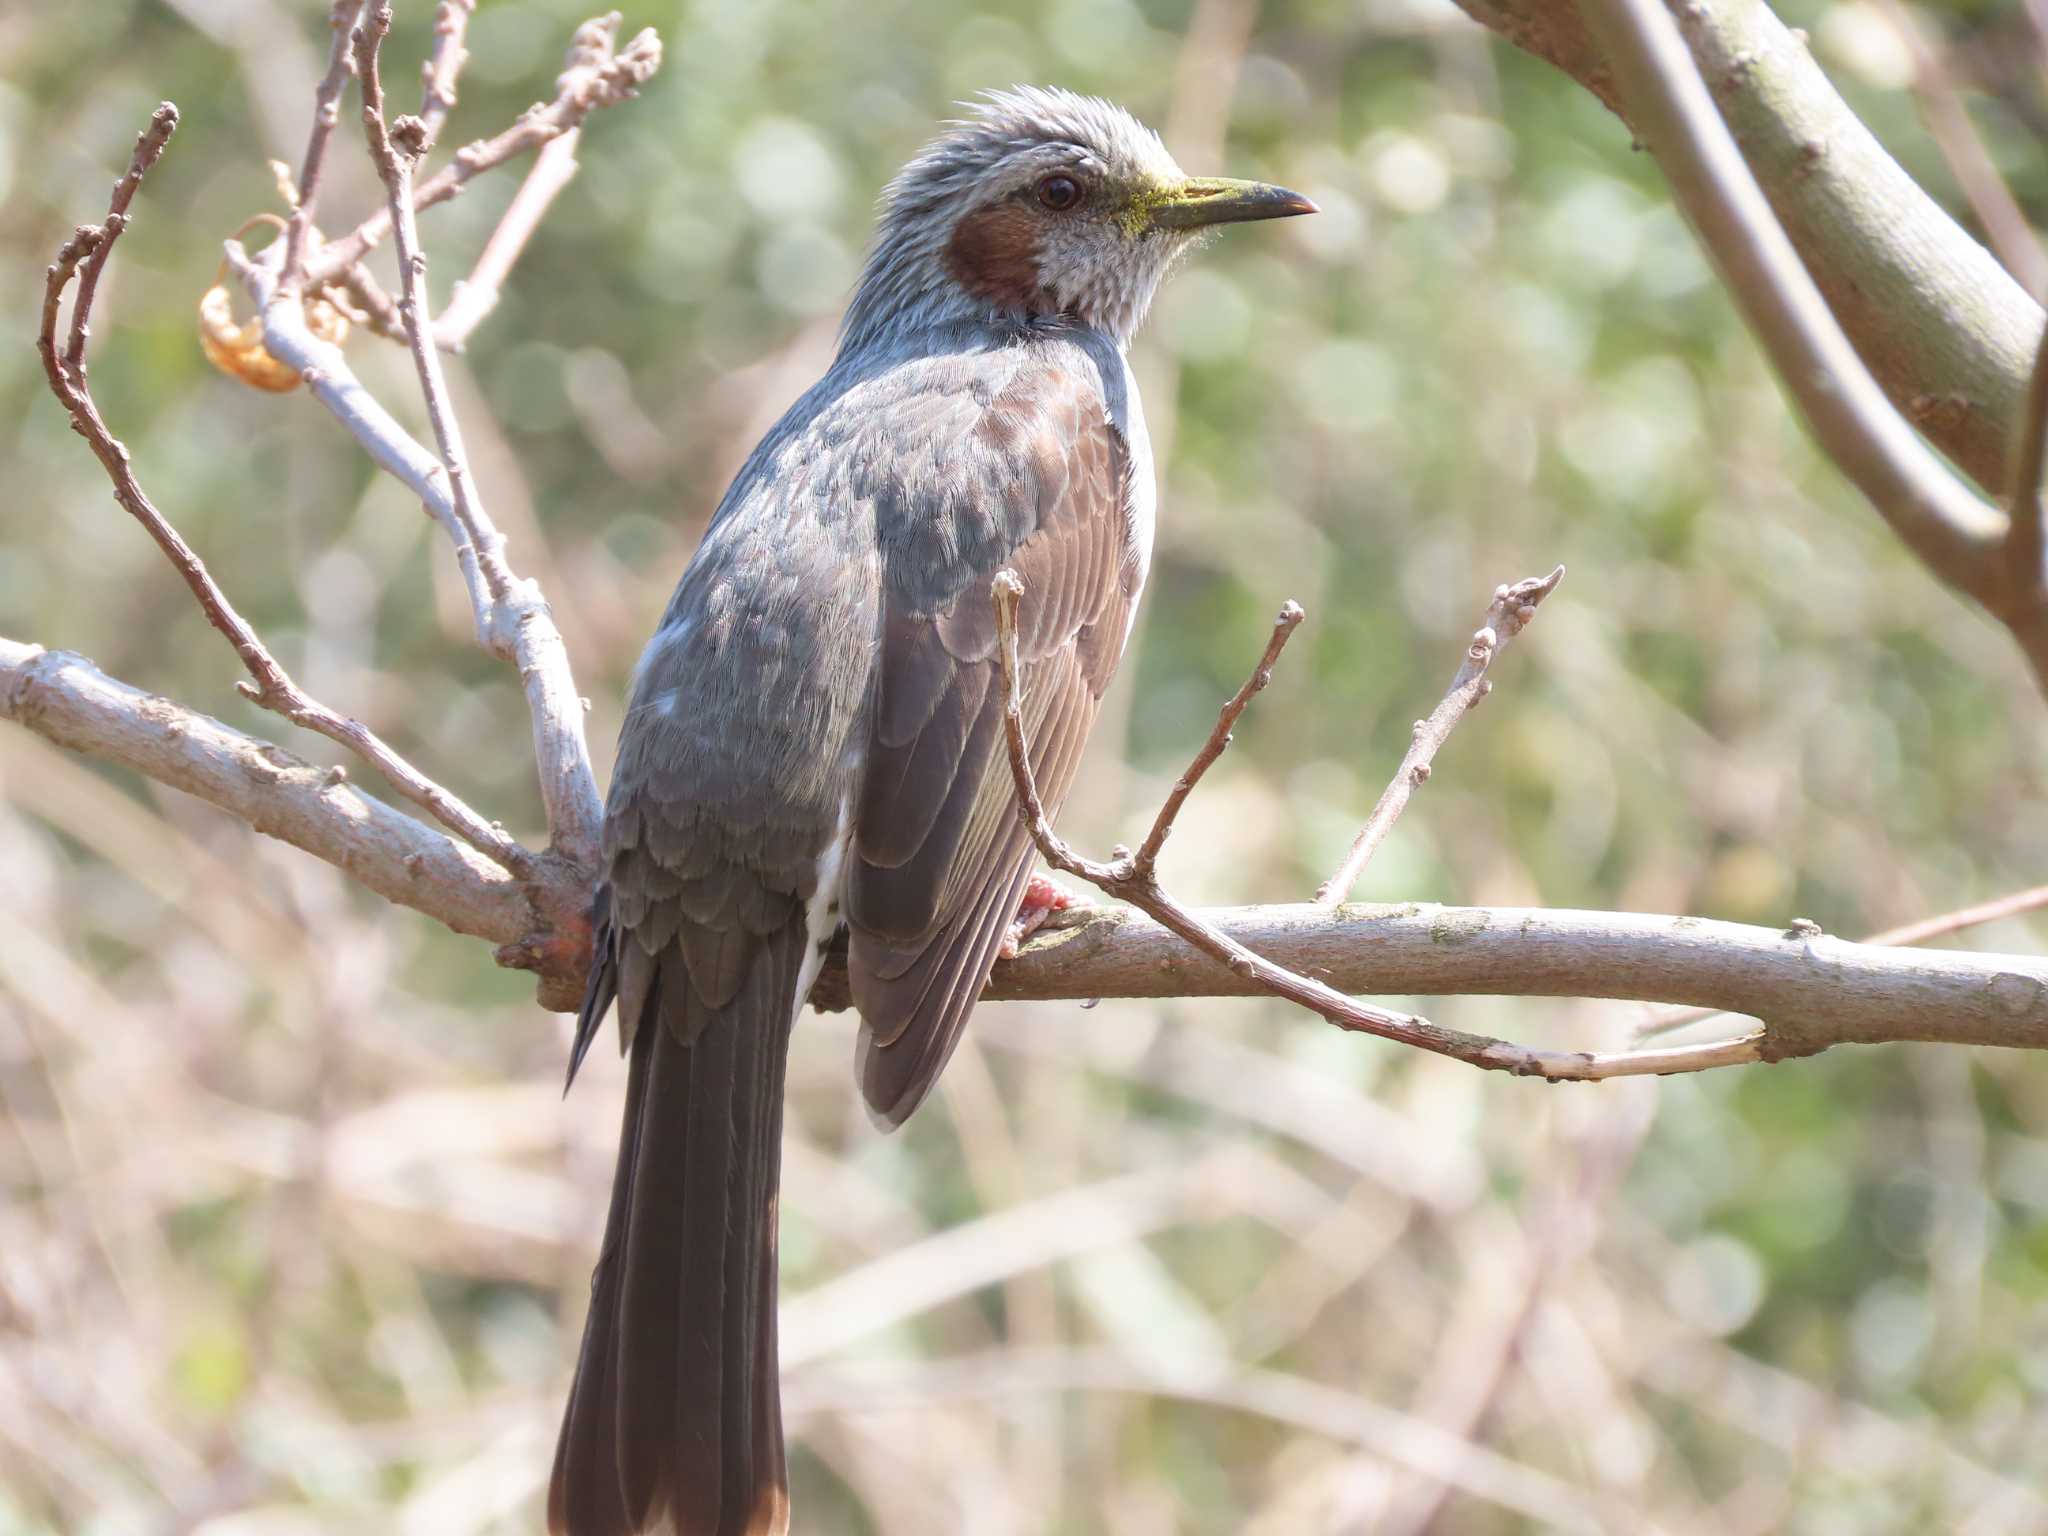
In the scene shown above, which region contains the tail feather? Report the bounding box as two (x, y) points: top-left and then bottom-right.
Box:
(552, 922), (800, 1536)
(548, 992), (646, 1536)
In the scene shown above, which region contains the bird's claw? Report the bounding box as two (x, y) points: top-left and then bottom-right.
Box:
(999, 870), (1093, 959)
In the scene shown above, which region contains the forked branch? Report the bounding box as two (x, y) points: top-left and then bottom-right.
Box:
(989, 572), (1781, 1080)
(37, 102), (532, 880)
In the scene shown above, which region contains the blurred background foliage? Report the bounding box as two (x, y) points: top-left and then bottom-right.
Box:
(5, 0), (2048, 1530)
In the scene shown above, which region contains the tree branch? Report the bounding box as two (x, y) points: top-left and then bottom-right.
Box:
(348, 2), (603, 874)
(1865, 0), (2048, 301)
(281, 0), (365, 291)
(2010, 317), (2048, 603)
(38, 101), (534, 880)
(0, 638), (530, 946)
(300, 10), (659, 293)
(432, 131), (580, 352)
(1560, 0), (2048, 687)
(416, 0), (476, 152)
(814, 899), (2048, 1062)
(1450, 0), (2042, 505)
(985, 574), (1769, 1079)
(13, 619), (2048, 1069)
(1316, 567), (1563, 906)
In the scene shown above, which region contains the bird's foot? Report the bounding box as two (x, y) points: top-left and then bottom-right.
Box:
(1000, 870), (1094, 959)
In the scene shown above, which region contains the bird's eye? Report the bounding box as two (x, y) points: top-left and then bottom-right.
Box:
(1036, 174), (1081, 212)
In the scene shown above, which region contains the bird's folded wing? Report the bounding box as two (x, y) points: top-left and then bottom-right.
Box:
(846, 356), (1139, 1126)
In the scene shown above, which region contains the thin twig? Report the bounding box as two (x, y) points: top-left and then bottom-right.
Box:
(1864, 882), (2048, 949)
(433, 131), (580, 351)
(281, 0), (366, 290)
(989, 572), (1768, 1082)
(37, 115), (536, 881)
(304, 10), (660, 292)
(2010, 317), (2048, 602)
(1867, 0), (2048, 299)
(62, 104), (180, 372)
(350, 3), (603, 872)
(1316, 566), (1564, 906)
(1635, 881), (2048, 1043)
(342, 258), (408, 339)
(417, 0), (477, 152)
(1131, 600), (1301, 874)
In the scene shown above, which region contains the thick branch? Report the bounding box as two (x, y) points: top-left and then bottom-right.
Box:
(1452, 0), (2042, 504)
(810, 901), (2048, 1058)
(16, 629), (2048, 1062)
(1567, 0), (2048, 687)
(0, 638), (531, 946)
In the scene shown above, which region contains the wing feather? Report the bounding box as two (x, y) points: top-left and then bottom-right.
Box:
(847, 359), (1140, 1125)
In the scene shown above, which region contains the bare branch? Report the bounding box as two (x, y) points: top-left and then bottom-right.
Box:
(1586, 0), (2007, 568)
(1, 638), (531, 946)
(1865, 883), (2048, 949)
(433, 131), (580, 351)
(348, 2), (603, 872)
(964, 903), (2048, 1057)
(1451, 0), (2043, 504)
(988, 573), (1773, 1080)
(38, 104), (532, 879)
(281, 0), (366, 290)
(13, 623), (2045, 1060)
(62, 103), (179, 372)
(1131, 599), (1301, 875)
(417, 0), (476, 151)
(1316, 567), (1563, 907)
(303, 10), (660, 292)
(1564, 0), (2048, 691)
(1638, 882), (2048, 1043)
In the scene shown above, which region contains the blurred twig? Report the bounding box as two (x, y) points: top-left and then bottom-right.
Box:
(1316, 567), (1564, 905)
(1868, 0), (2048, 299)
(2011, 318), (2048, 601)
(280, 0), (365, 290)
(787, 1350), (1607, 1533)
(433, 15), (632, 351)
(434, 133), (580, 351)
(416, 0), (475, 151)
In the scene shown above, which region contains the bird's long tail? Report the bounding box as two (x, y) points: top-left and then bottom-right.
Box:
(550, 920), (799, 1536)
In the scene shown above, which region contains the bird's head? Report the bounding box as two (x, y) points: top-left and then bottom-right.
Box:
(841, 86), (1314, 352)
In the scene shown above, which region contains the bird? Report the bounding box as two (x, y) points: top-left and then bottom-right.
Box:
(549, 85), (1314, 1536)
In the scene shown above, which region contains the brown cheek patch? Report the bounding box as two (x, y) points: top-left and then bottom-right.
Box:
(943, 203), (1049, 311)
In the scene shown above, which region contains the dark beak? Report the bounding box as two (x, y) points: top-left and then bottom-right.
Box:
(1147, 177), (1318, 232)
